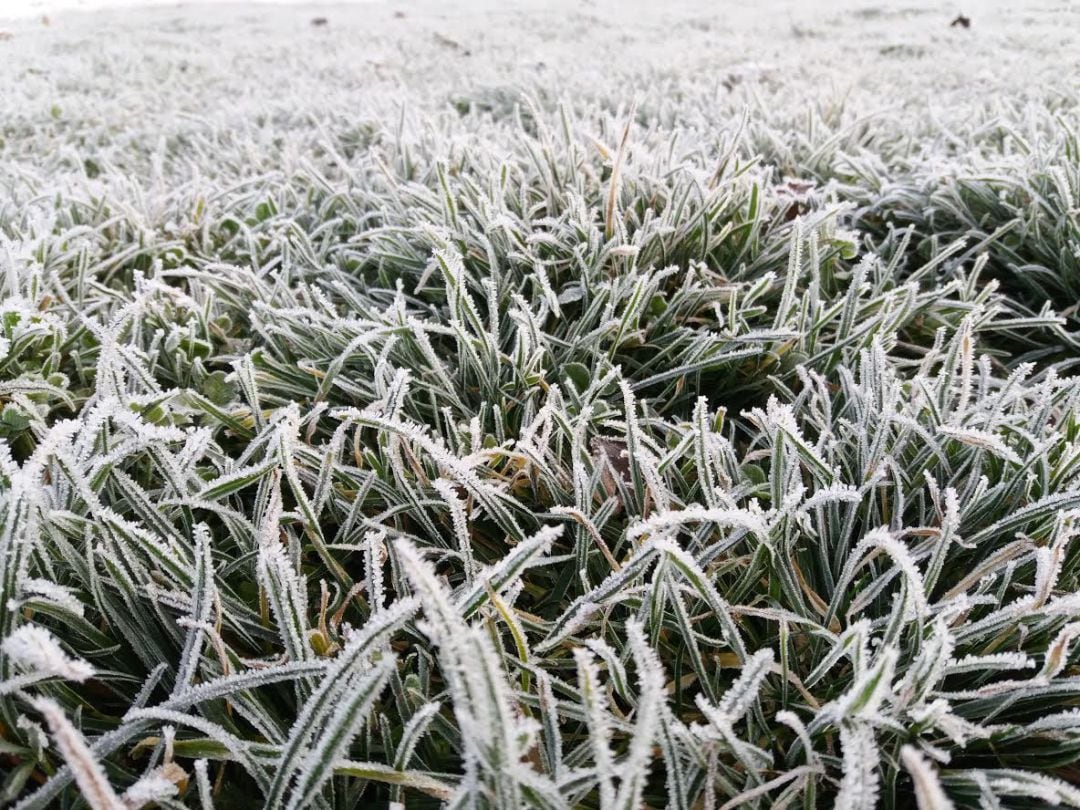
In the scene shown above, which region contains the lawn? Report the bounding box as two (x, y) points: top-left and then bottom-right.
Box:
(1, 1), (1080, 807)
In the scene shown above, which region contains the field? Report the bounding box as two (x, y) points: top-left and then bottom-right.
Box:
(1, 0), (1080, 807)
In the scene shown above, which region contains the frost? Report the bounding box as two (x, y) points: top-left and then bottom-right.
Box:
(1, 3), (1079, 808)
(1, 625), (93, 684)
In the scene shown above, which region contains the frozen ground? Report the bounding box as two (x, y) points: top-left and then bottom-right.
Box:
(1, 2), (1079, 809)
(0, 0), (378, 19)
(2, 0), (1079, 125)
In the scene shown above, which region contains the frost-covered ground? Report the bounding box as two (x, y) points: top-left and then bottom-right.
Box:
(2, 2), (1080, 808)
(0, 0), (381, 20)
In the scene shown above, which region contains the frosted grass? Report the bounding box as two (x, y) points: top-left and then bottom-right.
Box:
(1, 1), (1079, 807)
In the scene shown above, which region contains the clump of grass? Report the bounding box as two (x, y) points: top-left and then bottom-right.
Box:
(1, 4), (1080, 809)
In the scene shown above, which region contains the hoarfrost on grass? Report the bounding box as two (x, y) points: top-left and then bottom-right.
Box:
(1, 0), (1080, 807)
